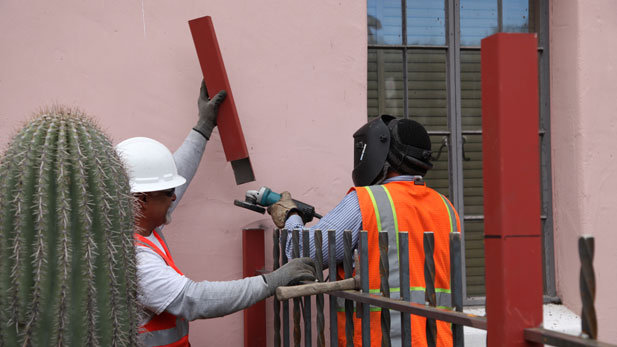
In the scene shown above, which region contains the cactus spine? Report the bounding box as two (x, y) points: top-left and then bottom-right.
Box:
(0, 107), (140, 346)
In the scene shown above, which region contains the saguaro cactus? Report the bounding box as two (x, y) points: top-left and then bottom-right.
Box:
(0, 107), (139, 346)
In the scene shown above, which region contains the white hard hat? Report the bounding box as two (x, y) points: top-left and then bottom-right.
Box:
(115, 137), (186, 193)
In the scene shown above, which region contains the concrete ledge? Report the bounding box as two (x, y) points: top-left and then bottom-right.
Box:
(463, 304), (581, 346)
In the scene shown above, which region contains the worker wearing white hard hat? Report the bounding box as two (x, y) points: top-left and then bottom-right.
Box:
(116, 82), (316, 347)
(118, 136), (187, 193)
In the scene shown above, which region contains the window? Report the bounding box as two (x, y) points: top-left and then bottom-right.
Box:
(367, 0), (553, 302)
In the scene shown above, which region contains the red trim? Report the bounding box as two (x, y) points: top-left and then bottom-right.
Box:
(134, 231), (184, 275)
(141, 311), (178, 333)
(135, 232), (189, 345)
(152, 231), (175, 264)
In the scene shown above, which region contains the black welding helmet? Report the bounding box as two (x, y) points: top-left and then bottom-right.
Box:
(352, 115), (394, 186)
(352, 115), (433, 186)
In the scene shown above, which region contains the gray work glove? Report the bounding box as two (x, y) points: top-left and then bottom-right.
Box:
(263, 257), (317, 295)
(267, 191), (299, 228)
(194, 80), (227, 140)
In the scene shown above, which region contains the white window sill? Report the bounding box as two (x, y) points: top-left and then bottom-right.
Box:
(464, 304), (581, 346)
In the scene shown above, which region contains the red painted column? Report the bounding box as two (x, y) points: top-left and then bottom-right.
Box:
(188, 16), (249, 163)
(481, 33), (543, 346)
(189, 16), (255, 184)
(242, 228), (266, 347)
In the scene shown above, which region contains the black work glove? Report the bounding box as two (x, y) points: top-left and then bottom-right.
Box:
(194, 80), (227, 140)
(263, 257), (317, 295)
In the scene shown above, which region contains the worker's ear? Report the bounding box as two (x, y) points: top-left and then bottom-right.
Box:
(134, 193), (148, 207)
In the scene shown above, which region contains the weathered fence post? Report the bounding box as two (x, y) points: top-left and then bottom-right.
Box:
(328, 229), (339, 347)
(273, 229), (281, 347)
(482, 33), (543, 346)
(579, 235), (597, 339)
(379, 231), (392, 347)
(302, 230), (312, 347)
(281, 229), (290, 347)
(424, 231), (437, 347)
(315, 230), (326, 347)
(360, 231), (371, 346)
(292, 229), (301, 347)
(450, 232), (464, 347)
(398, 232), (412, 347)
(343, 230), (354, 346)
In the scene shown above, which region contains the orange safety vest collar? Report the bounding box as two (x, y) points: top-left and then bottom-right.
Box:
(135, 231), (190, 347)
(337, 181), (460, 347)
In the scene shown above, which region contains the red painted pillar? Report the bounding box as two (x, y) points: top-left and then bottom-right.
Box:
(189, 16), (255, 184)
(481, 33), (543, 346)
(242, 228), (266, 347)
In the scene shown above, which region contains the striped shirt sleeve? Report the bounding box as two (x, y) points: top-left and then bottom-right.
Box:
(283, 176), (423, 267)
(284, 190), (362, 267)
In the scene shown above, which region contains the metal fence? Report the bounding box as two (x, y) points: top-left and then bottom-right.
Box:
(272, 229), (615, 347)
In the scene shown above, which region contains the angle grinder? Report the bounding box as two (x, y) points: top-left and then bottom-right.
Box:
(234, 186), (322, 224)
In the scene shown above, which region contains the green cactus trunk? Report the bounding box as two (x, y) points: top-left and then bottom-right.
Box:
(0, 107), (140, 346)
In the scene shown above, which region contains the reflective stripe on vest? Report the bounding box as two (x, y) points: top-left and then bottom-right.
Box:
(134, 231), (184, 275)
(140, 311), (190, 347)
(439, 193), (460, 236)
(337, 181), (460, 347)
(135, 231), (189, 347)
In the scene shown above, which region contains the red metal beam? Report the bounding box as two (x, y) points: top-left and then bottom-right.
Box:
(189, 16), (255, 184)
(481, 33), (543, 346)
(242, 228), (266, 347)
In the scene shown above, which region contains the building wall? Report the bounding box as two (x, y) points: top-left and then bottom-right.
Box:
(0, 1), (366, 344)
(550, 0), (617, 341)
(4, 0), (617, 344)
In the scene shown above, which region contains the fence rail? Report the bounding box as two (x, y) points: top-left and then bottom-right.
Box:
(272, 229), (614, 347)
(328, 291), (487, 330)
(524, 328), (615, 347)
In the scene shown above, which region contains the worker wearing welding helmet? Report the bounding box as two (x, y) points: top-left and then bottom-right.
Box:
(116, 82), (317, 347)
(269, 115), (461, 347)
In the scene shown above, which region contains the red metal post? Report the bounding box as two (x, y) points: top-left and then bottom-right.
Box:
(481, 33), (543, 346)
(189, 16), (249, 162)
(242, 228), (266, 347)
(189, 16), (255, 184)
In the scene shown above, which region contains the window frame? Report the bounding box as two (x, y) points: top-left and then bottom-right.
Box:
(367, 0), (555, 304)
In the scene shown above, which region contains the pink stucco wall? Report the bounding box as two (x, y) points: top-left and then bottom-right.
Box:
(0, 1), (366, 344)
(6, 0), (617, 344)
(550, 0), (617, 341)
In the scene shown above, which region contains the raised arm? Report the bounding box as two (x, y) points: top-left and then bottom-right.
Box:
(168, 81), (226, 213)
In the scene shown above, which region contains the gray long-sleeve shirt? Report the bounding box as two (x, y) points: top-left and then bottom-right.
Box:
(136, 130), (270, 322)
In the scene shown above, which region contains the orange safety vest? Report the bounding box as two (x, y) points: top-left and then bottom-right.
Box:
(337, 180), (460, 347)
(134, 231), (190, 347)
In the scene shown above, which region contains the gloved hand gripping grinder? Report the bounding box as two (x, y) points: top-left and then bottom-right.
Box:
(234, 186), (322, 224)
